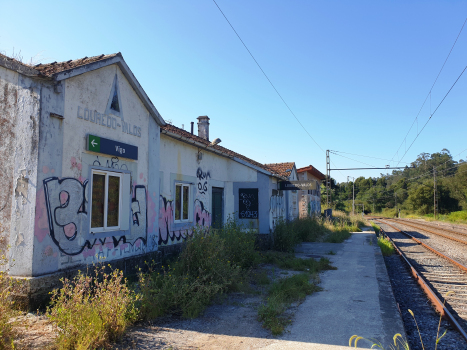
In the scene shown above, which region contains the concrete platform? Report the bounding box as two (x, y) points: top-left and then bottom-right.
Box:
(273, 230), (406, 349)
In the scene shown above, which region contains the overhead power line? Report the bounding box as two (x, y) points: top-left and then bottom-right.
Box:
(211, 0), (325, 154)
(391, 16), (467, 165)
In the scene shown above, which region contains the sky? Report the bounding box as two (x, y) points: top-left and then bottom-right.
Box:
(1, 0), (467, 183)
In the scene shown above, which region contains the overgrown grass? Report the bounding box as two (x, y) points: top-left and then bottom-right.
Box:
(0, 229), (21, 350)
(46, 265), (139, 350)
(260, 251), (336, 272)
(377, 236), (395, 256)
(370, 222), (381, 234)
(138, 220), (257, 320)
(258, 273), (322, 335)
(272, 211), (363, 252)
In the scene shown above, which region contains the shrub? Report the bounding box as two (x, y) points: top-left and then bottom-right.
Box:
(0, 231), (21, 350)
(217, 217), (260, 269)
(46, 266), (138, 350)
(292, 217), (329, 242)
(272, 218), (299, 252)
(138, 226), (244, 320)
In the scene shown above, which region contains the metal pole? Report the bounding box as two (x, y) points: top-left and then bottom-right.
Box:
(434, 166), (437, 220)
(352, 180), (355, 215)
(326, 150), (331, 208)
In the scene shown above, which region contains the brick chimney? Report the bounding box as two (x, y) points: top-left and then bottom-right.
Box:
(197, 116), (210, 141)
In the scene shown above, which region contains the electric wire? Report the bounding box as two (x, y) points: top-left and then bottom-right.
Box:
(330, 150), (412, 165)
(211, 1), (328, 158)
(392, 18), (467, 165)
(391, 16), (467, 165)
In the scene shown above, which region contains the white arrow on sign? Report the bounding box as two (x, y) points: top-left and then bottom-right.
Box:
(91, 139), (98, 147)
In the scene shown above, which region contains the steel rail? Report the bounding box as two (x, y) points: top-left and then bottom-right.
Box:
(379, 219), (467, 274)
(386, 218), (467, 246)
(378, 224), (467, 342)
(395, 218), (467, 237)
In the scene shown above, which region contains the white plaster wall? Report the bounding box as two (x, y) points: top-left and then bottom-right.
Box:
(7, 74), (41, 276)
(30, 64), (158, 272)
(0, 66), (19, 265)
(159, 134), (257, 245)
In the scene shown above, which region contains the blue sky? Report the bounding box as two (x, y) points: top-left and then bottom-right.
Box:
(1, 0), (467, 183)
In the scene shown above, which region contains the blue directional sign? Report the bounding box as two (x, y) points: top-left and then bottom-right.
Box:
(87, 134), (138, 160)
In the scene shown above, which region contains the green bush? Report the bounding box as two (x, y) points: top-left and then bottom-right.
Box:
(46, 266), (138, 350)
(272, 218), (299, 252)
(138, 225), (247, 320)
(217, 217), (260, 269)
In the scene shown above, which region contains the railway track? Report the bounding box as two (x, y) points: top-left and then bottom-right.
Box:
(374, 218), (467, 344)
(385, 218), (467, 246)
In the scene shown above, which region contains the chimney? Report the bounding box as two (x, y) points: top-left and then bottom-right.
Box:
(197, 115), (210, 141)
(190, 122), (194, 134)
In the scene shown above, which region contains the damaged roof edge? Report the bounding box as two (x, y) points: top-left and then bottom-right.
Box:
(51, 54), (166, 127)
(0, 54), (40, 77)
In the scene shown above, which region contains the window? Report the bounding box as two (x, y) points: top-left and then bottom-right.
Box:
(90, 170), (124, 231)
(175, 183), (190, 222)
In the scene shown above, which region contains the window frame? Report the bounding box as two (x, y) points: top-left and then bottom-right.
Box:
(89, 169), (124, 233)
(174, 182), (191, 223)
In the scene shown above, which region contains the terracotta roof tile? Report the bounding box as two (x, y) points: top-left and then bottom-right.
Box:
(162, 124), (280, 176)
(264, 162), (295, 178)
(297, 165), (325, 180)
(34, 53), (120, 77)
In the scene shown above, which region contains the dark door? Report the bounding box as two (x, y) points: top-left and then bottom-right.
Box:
(211, 187), (224, 229)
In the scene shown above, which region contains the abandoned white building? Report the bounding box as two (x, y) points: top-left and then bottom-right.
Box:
(297, 165), (325, 217)
(0, 51), (326, 307)
(159, 117), (290, 246)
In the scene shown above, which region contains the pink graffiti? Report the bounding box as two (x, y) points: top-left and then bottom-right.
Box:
(70, 157), (82, 171)
(159, 196), (173, 244)
(34, 188), (49, 243)
(147, 192), (157, 234)
(194, 199), (211, 227)
(82, 246), (96, 259)
(43, 165), (49, 174)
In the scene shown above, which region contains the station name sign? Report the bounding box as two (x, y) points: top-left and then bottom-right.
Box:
(87, 134), (138, 160)
(279, 180), (317, 191)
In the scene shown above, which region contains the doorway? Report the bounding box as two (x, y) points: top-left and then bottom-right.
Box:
(211, 187), (224, 229)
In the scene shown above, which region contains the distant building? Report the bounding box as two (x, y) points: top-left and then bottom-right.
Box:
(264, 162), (300, 223)
(296, 165), (325, 217)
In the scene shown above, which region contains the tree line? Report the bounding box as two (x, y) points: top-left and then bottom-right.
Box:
(322, 149), (467, 216)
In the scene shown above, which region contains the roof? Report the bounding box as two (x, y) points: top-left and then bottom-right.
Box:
(297, 165), (326, 181)
(162, 124), (284, 178)
(33, 53), (119, 77)
(264, 162), (295, 178)
(0, 52), (165, 126)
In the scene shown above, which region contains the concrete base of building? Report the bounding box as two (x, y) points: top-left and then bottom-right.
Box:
(10, 243), (184, 311)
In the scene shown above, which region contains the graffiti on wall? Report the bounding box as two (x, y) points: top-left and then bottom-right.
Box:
(194, 199), (211, 226)
(43, 176), (147, 256)
(239, 188), (258, 219)
(270, 195), (285, 218)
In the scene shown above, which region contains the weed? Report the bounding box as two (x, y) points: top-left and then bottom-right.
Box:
(377, 236), (395, 256)
(349, 292), (454, 349)
(46, 265), (138, 350)
(326, 250), (336, 255)
(272, 218), (300, 252)
(0, 228), (21, 350)
(324, 230), (352, 243)
(258, 274), (321, 335)
(138, 224), (250, 320)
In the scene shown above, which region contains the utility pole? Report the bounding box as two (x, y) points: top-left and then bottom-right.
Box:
(326, 150), (331, 208)
(348, 176), (355, 215)
(434, 166), (438, 219)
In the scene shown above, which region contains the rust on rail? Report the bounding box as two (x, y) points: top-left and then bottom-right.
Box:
(377, 220), (467, 342)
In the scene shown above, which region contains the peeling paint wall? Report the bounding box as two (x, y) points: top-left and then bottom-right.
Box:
(159, 134), (257, 245)
(30, 64), (160, 276)
(0, 66), (19, 265)
(0, 67), (41, 276)
(1, 62), (161, 278)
